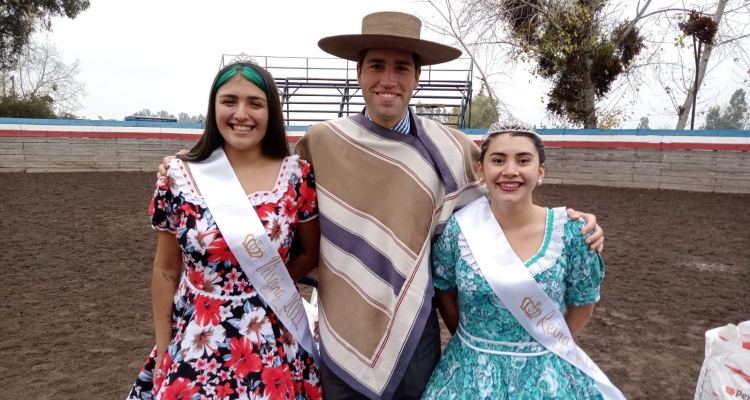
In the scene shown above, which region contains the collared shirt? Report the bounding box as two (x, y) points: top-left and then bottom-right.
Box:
(364, 107), (411, 135)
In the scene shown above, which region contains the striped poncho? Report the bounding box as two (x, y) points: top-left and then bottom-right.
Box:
(295, 113), (487, 399)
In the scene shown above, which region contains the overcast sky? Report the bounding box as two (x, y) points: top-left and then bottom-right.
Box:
(44, 0), (745, 129)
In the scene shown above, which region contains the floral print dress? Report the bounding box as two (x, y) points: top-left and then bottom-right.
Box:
(422, 208), (605, 400)
(127, 155), (322, 400)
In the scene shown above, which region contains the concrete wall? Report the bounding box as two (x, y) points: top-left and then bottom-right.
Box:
(0, 136), (198, 173)
(2, 135), (749, 194)
(543, 147), (750, 194)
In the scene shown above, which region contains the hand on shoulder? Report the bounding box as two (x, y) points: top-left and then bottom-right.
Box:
(156, 149), (189, 178)
(565, 208), (604, 253)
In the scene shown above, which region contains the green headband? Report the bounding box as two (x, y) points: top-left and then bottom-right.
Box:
(215, 66), (268, 93)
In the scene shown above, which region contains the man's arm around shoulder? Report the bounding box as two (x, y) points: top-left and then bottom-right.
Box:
(294, 122), (330, 165)
(444, 126), (482, 182)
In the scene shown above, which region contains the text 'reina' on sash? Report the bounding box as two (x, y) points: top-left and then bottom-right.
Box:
(454, 197), (624, 400)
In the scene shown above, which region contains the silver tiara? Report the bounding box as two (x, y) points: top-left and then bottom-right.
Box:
(484, 116), (539, 141)
(229, 52), (258, 65)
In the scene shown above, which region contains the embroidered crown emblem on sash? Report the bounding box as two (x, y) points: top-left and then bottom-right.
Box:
(521, 297), (543, 319)
(243, 234), (265, 258)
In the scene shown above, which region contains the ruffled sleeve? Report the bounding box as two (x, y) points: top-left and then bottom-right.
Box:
(431, 215), (461, 292)
(563, 218), (605, 306)
(296, 158), (318, 222)
(148, 159), (183, 233)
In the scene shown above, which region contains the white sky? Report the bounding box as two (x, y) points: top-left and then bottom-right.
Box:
(45, 0), (745, 129)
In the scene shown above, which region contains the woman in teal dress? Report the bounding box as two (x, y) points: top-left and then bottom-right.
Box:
(422, 119), (608, 400)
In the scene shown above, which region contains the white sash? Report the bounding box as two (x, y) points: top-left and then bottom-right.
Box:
(454, 197), (625, 400)
(187, 147), (320, 366)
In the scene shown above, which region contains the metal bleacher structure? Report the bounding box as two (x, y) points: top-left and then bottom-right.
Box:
(220, 53), (475, 128)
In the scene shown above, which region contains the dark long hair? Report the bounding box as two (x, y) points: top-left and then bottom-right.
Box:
(180, 62), (289, 162)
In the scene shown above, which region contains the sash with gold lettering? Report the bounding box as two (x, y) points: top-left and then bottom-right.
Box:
(187, 147), (320, 366)
(454, 197), (625, 400)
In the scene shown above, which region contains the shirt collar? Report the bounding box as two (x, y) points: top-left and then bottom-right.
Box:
(363, 107), (411, 135)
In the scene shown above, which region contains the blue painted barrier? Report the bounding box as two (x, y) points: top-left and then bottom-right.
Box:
(1, 117), (749, 137)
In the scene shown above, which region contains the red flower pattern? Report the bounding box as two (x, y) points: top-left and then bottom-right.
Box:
(304, 380), (323, 400)
(160, 377), (200, 400)
(206, 236), (238, 266)
(129, 155), (320, 400)
(262, 365), (295, 400)
(224, 337), (263, 379)
(216, 382), (235, 398)
(192, 296), (224, 326)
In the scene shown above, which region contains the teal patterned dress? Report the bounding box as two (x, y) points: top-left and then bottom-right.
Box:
(422, 207), (605, 400)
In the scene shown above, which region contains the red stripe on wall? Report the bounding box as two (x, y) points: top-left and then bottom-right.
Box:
(0, 130), (746, 150)
(471, 139), (750, 152)
(0, 129), (305, 142)
(0, 130), (199, 140)
(0, 130), (305, 142)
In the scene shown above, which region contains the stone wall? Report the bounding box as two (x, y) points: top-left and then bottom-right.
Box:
(1, 135), (749, 194)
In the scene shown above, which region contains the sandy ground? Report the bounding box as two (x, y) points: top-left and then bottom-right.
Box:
(0, 171), (748, 399)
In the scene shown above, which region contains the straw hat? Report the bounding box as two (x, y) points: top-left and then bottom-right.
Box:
(318, 11), (462, 66)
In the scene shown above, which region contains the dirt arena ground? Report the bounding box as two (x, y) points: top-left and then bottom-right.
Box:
(0, 171), (748, 400)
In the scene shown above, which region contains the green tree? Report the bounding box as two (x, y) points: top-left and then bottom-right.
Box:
(701, 89), (747, 130)
(0, 0), (91, 70)
(0, 92), (56, 118)
(449, 91), (499, 128)
(637, 116), (650, 129)
(422, 0), (649, 129)
(503, 1), (645, 128)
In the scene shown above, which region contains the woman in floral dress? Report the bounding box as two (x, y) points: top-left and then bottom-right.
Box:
(127, 62), (322, 400)
(422, 120), (611, 399)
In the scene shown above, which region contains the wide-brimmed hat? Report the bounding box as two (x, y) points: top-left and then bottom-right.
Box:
(318, 11), (462, 66)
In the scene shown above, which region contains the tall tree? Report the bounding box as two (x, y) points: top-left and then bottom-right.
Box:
(0, 0), (91, 70)
(420, 1), (750, 129)
(646, 1), (749, 129)
(701, 88), (747, 129)
(421, 0), (650, 128)
(499, 0), (646, 128)
(3, 38), (85, 115)
(679, 9), (719, 130)
(673, 1), (726, 129)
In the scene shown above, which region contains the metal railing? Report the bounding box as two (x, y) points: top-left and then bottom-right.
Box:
(220, 54), (474, 128)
